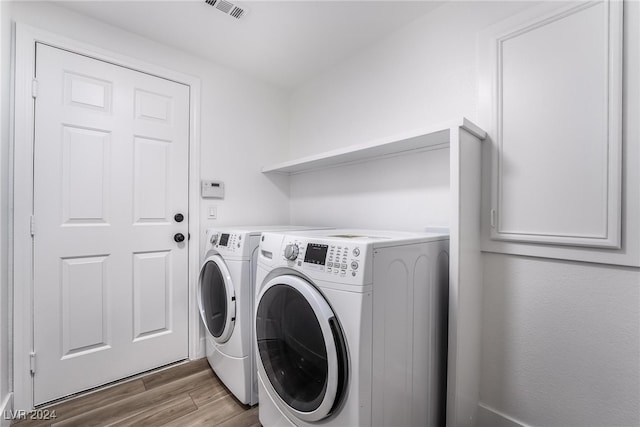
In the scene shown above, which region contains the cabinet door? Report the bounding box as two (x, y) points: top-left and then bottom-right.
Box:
(487, 1), (622, 248)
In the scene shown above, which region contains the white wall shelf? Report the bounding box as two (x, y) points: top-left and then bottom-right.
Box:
(262, 117), (486, 174)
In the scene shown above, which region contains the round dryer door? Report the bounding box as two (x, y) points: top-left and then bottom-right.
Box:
(255, 275), (348, 422)
(198, 255), (236, 343)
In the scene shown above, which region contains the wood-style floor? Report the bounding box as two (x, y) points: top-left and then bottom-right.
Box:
(12, 358), (260, 427)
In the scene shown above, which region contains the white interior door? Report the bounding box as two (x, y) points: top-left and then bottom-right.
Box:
(32, 43), (190, 405)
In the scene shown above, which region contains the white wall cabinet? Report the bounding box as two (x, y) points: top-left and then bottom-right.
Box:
(480, 1), (640, 267)
(485, 1), (623, 249)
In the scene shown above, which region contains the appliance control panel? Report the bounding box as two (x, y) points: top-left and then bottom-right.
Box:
(207, 231), (243, 253)
(282, 239), (363, 280)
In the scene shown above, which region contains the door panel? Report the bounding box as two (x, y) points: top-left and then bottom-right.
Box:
(132, 251), (172, 340)
(61, 126), (111, 224)
(135, 89), (172, 122)
(64, 71), (113, 112)
(60, 255), (110, 358)
(33, 43), (190, 404)
(133, 137), (171, 222)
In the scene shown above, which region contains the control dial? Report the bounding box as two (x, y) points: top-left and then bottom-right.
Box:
(284, 244), (300, 261)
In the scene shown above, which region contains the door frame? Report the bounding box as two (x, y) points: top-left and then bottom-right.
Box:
(11, 22), (202, 410)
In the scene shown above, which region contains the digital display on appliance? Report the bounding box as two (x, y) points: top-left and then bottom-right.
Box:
(304, 243), (328, 265)
(219, 234), (230, 247)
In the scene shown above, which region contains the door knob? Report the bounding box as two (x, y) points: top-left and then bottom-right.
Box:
(174, 213), (184, 223)
(174, 233), (185, 243)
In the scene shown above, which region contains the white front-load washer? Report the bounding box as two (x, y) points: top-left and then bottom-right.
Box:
(254, 229), (450, 426)
(198, 226), (330, 406)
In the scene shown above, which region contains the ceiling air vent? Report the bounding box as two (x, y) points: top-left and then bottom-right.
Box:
(205, 0), (247, 20)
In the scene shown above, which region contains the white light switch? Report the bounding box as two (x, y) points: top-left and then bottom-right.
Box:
(208, 206), (217, 220)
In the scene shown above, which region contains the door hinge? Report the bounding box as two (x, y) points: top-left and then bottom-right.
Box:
(32, 79), (38, 98)
(30, 215), (35, 236)
(30, 352), (36, 375)
(490, 209), (497, 228)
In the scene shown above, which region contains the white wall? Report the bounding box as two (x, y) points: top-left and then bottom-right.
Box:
(288, 1), (535, 159)
(476, 3), (640, 426)
(0, 0), (13, 423)
(480, 254), (639, 427)
(286, 1), (640, 427)
(289, 147), (450, 231)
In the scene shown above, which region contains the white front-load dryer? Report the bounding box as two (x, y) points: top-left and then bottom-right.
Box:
(255, 229), (450, 426)
(198, 226), (330, 406)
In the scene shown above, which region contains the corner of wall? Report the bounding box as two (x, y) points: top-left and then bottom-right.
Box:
(476, 403), (529, 427)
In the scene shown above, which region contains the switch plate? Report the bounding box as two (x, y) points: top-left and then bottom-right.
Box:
(208, 206), (217, 220)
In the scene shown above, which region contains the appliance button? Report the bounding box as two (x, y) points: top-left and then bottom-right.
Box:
(353, 248), (360, 257)
(341, 263), (347, 269)
(327, 262), (333, 267)
(351, 261), (359, 270)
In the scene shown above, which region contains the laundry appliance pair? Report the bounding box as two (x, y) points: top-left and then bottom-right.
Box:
(197, 226), (330, 406)
(254, 228), (450, 427)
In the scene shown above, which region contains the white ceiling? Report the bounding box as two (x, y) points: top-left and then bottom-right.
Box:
(55, 0), (444, 89)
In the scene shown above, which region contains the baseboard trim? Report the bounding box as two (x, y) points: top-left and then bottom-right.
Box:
(1, 393), (14, 427)
(476, 402), (530, 427)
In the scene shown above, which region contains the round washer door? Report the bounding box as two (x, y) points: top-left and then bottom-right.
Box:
(255, 275), (348, 422)
(198, 255), (236, 344)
